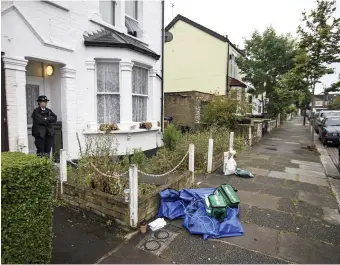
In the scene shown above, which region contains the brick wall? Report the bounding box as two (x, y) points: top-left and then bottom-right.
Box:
(164, 91), (214, 130)
(62, 171), (193, 230)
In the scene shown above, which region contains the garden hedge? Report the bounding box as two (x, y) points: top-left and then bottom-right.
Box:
(1, 152), (56, 264)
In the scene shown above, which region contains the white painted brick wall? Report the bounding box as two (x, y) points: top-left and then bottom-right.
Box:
(2, 0), (163, 158)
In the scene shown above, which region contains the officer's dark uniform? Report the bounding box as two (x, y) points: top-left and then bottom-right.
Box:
(31, 96), (57, 156)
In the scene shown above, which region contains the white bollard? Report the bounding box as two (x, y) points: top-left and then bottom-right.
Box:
(248, 126), (252, 147)
(223, 151), (229, 174)
(189, 144), (195, 183)
(59, 149), (67, 194)
(129, 164), (138, 228)
(229, 132), (234, 152)
(207, 139), (214, 173)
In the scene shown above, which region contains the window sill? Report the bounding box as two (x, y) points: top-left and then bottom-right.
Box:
(83, 127), (161, 135)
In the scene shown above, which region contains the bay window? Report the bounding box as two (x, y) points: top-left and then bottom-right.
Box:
(96, 62), (120, 123)
(132, 66), (148, 122)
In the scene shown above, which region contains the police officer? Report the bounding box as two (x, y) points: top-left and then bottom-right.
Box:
(32, 95), (57, 157)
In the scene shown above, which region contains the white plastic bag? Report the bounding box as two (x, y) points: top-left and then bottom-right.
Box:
(224, 151), (237, 175)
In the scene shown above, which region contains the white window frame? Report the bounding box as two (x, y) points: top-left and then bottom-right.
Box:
(95, 59), (121, 124)
(132, 64), (149, 122)
(125, 0), (138, 20)
(99, 0), (116, 26)
(125, 0), (144, 39)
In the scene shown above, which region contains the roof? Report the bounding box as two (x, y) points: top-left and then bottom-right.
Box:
(229, 77), (247, 88)
(166, 14), (244, 56)
(84, 30), (160, 60)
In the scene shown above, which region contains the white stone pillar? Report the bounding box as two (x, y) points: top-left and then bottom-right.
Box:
(148, 69), (157, 125)
(85, 60), (96, 125)
(120, 61), (133, 130)
(115, 1), (127, 34)
(3, 56), (29, 153)
(60, 67), (77, 157)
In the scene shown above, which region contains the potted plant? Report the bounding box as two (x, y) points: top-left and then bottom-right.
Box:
(139, 122), (152, 130)
(99, 123), (119, 133)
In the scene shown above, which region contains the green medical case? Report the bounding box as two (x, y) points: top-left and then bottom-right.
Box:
(215, 184), (240, 208)
(205, 194), (227, 220)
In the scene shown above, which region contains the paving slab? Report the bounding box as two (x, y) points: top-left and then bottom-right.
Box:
(298, 191), (338, 209)
(295, 174), (329, 186)
(298, 164), (325, 173)
(322, 207), (340, 225)
(259, 185), (297, 199)
(278, 233), (340, 264)
(290, 159), (322, 167)
(294, 215), (340, 246)
(220, 223), (279, 256)
(285, 167), (326, 178)
(254, 175), (286, 187)
(277, 198), (296, 214)
(237, 191), (280, 210)
(295, 201), (323, 219)
(248, 167), (270, 177)
(161, 233), (286, 264)
(268, 171), (297, 181)
(246, 207), (294, 232)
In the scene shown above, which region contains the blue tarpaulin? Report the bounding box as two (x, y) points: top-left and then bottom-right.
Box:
(157, 188), (244, 240)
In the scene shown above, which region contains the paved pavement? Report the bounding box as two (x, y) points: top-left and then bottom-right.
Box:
(326, 146), (339, 170)
(99, 116), (340, 264)
(52, 206), (124, 264)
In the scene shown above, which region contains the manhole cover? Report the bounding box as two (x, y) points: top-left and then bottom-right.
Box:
(144, 240), (161, 251)
(154, 230), (170, 239)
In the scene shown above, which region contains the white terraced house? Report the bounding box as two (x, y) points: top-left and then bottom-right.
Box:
(1, 0), (165, 158)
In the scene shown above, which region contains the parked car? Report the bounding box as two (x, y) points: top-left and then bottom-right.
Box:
(314, 110), (340, 133)
(319, 116), (340, 146)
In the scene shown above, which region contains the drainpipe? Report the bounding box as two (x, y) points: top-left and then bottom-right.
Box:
(226, 37), (230, 96)
(161, 0), (165, 133)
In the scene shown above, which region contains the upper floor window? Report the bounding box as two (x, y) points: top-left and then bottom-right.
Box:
(125, 0), (138, 19)
(99, 0), (116, 26)
(125, 1), (141, 38)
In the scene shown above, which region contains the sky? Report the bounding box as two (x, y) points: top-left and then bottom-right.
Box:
(163, 0), (340, 94)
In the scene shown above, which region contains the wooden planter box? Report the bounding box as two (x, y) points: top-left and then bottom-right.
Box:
(61, 171), (193, 231)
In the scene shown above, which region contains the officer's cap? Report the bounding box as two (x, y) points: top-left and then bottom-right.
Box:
(37, 95), (49, 102)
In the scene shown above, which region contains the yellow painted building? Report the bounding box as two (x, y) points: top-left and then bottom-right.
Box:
(165, 15), (246, 96)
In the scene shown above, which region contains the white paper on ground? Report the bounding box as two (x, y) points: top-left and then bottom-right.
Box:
(148, 218), (166, 231)
(224, 152), (237, 175)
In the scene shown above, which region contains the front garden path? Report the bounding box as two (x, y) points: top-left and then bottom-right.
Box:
(69, 116), (340, 264)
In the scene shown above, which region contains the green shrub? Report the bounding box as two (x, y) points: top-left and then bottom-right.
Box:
(163, 124), (181, 151)
(131, 148), (147, 167)
(1, 152), (56, 264)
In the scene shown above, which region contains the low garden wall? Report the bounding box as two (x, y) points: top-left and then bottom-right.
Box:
(61, 171), (193, 231)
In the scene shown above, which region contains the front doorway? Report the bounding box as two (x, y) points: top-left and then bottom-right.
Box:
(26, 76), (44, 154)
(25, 60), (63, 160)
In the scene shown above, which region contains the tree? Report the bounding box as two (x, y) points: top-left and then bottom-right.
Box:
(325, 74), (340, 93)
(236, 26), (296, 116)
(298, 0), (340, 108)
(328, 96), (340, 110)
(202, 95), (245, 129)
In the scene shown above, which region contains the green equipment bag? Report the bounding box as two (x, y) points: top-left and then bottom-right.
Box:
(204, 194), (227, 220)
(215, 184), (240, 208)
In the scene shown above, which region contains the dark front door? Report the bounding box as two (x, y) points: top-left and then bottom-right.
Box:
(1, 52), (9, 152)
